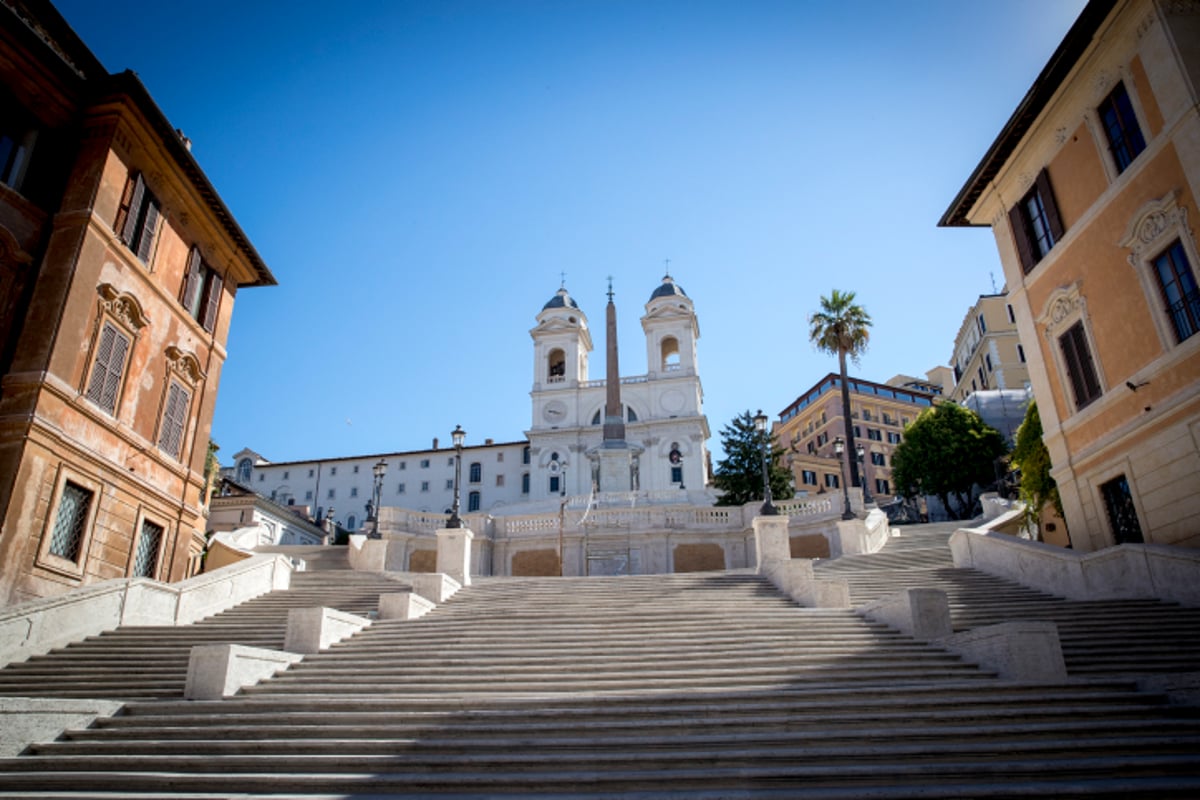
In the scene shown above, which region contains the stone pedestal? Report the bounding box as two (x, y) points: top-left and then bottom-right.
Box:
(596, 446), (634, 493)
(436, 527), (474, 586)
(753, 514), (791, 571)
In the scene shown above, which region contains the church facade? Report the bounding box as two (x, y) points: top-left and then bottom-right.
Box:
(225, 275), (712, 531)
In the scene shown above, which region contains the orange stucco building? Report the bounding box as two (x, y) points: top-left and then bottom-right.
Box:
(0, 0), (274, 603)
(943, 0), (1200, 550)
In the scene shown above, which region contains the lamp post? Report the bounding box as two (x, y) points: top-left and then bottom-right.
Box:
(752, 410), (778, 516)
(856, 443), (872, 505)
(368, 459), (387, 538)
(447, 425), (465, 528)
(833, 436), (854, 520)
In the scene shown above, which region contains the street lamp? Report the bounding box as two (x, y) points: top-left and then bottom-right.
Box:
(752, 410), (778, 516)
(367, 458), (387, 538)
(447, 425), (465, 528)
(855, 443), (872, 505)
(833, 436), (854, 520)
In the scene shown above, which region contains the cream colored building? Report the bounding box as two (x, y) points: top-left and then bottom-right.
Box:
(948, 294), (1032, 403)
(942, 0), (1200, 549)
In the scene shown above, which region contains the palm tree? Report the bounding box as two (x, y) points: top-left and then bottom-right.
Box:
(809, 290), (872, 489)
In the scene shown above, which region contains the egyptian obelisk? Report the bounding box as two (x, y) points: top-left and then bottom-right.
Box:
(593, 278), (641, 492)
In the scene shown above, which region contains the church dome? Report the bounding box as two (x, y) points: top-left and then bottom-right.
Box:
(542, 287), (580, 311)
(649, 274), (687, 301)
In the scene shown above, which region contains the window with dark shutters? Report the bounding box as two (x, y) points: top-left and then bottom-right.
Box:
(115, 172), (161, 265)
(180, 247), (223, 333)
(181, 247), (203, 317)
(85, 322), (131, 415)
(1059, 321), (1102, 410)
(158, 380), (190, 459)
(1010, 169), (1064, 274)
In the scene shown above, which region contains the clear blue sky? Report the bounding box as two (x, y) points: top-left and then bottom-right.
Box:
(55, 0), (1087, 465)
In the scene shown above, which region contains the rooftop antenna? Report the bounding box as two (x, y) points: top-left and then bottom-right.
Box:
(607, 275), (614, 302)
(990, 271), (998, 294)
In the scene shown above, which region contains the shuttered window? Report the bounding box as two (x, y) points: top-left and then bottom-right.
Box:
(114, 173), (161, 265)
(1098, 82), (1146, 174)
(1009, 169), (1064, 274)
(133, 519), (164, 578)
(1059, 321), (1102, 410)
(180, 247), (223, 333)
(85, 322), (131, 415)
(157, 380), (190, 459)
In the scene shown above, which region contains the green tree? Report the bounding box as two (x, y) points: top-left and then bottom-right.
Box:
(891, 402), (1008, 520)
(712, 410), (795, 507)
(1010, 401), (1063, 540)
(809, 289), (872, 488)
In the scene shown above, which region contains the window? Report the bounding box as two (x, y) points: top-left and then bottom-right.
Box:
(887, 432), (902, 444)
(875, 479), (890, 496)
(283, 471), (289, 480)
(179, 249), (223, 332)
(237, 459), (252, 484)
(85, 322), (131, 415)
(497, 452), (504, 462)
(468, 491), (481, 512)
(523, 446), (530, 465)
(305, 490), (313, 500)
(397, 483), (405, 494)
(1007, 304), (1015, 324)
(353, 465), (360, 474)
(330, 467), (337, 476)
(801, 470), (817, 486)
(259, 473), (265, 482)
(867, 429), (882, 442)
(0, 99), (36, 191)
(671, 466), (683, 484)
(448, 457), (454, 466)
(327, 488), (335, 499)
(1100, 474), (1143, 544)
(852, 426), (861, 438)
(547, 348), (566, 382)
(445, 479), (454, 490)
(132, 519), (163, 578)
(806, 441), (815, 454)
(398, 462), (406, 471)
(157, 380), (190, 460)
(824, 473), (839, 489)
(421, 481), (429, 492)
(1017, 344), (1026, 363)
(984, 354), (993, 372)
(977, 314), (986, 335)
(1098, 82), (1146, 174)
(816, 432), (829, 446)
(1010, 169), (1064, 273)
(1152, 240), (1200, 344)
(496, 474), (505, 487)
(347, 515), (356, 529)
(114, 173), (161, 264)
(871, 452), (886, 466)
(978, 367), (986, 388)
(350, 487), (358, 498)
(420, 459), (430, 469)
(521, 473), (530, 494)
(49, 481), (92, 562)
(469, 462), (482, 483)
(1059, 321), (1103, 410)
(549, 475), (560, 494)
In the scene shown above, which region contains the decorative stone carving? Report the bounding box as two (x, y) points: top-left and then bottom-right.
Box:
(164, 345), (205, 384)
(1054, 127), (1069, 145)
(97, 283), (150, 331)
(1120, 192), (1191, 268)
(1038, 282), (1086, 337)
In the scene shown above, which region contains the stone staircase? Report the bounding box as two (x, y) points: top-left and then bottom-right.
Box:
(0, 526), (1199, 796)
(815, 524), (1200, 679)
(0, 570), (411, 700)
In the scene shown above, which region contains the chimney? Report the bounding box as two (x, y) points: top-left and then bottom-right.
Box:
(175, 128), (192, 151)
(485, 438), (494, 445)
(432, 437), (439, 450)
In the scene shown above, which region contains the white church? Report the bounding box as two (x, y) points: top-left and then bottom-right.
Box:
(226, 275), (712, 526)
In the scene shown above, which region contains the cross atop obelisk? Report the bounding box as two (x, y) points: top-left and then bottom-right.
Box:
(602, 277), (625, 445)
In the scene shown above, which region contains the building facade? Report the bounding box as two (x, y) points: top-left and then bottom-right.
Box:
(774, 374), (937, 504)
(0, 0), (274, 604)
(942, 0), (1200, 549)
(948, 293), (1032, 403)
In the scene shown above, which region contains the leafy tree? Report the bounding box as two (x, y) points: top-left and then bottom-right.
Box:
(809, 289), (872, 487)
(712, 410), (795, 507)
(1010, 401), (1063, 539)
(891, 402), (1008, 520)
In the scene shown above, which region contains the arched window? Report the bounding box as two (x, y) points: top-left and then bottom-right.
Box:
(236, 458), (252, 484)
(547, 348), (566, 382)
(347, 514), (357, 530)
(468, 491), (481, 512)
(522, 446), (531, 464)
(661, 336), (680, 371)
(469, 462), (481, 483)
(592, 406), (637, 424)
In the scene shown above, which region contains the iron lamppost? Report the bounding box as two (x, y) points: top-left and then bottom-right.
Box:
(367, 458), (387, 538)
(447, 425), (465, 528)
(855, 442), (873, 505)
(833, 436), (854, 520)
(752, 410), (778, 516)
